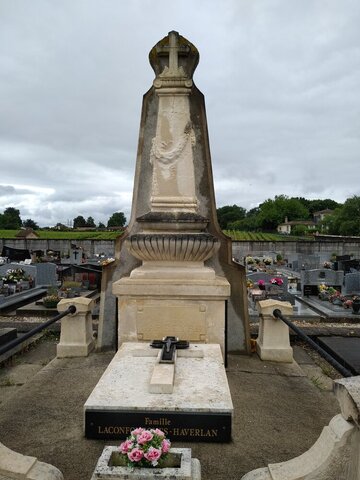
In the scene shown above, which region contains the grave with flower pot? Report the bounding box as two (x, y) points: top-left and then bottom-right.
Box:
(91, 429), (201, 479)
(85, 31), (238, 449)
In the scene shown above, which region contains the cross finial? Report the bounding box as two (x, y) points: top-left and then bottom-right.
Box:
(167, 31), (180, 74)
(158, 31), (189, 79)
(149, 31), (199, 87)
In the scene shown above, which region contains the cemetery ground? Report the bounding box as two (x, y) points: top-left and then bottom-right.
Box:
(0, 316), (350, 480)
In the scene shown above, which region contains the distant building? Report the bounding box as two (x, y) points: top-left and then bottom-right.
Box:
(313, 209), (333, 224)
(15, 228), (39, 239)
(277, 217), (315, 235)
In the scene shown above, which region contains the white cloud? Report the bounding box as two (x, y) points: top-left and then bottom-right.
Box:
(0, 0), (359, 226)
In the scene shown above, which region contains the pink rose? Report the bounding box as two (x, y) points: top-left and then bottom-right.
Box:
(161, 439), (171, 453)
(137, 430), (153, 445)
(131, 427), (144, 436)
(151, 428), (165, 437)
(127, 448), (144, 462)
(144, 447), (162, 466)
(119, 439), (133, 454)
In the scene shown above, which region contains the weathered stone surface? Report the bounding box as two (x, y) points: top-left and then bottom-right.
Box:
(91, 447), (200, 480)
(334, 375), (360, 425)
(242, 414), (355, 480)
(242, 376), (360, 480)
(0, 443), (63, 480)
(56, 297), (95, 358)
(98, 31), (250, 354)
(256, 300), (293, 363)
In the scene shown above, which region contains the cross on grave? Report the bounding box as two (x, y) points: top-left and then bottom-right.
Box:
(157, 31), (190, 76)
(150, 336), (189, 364)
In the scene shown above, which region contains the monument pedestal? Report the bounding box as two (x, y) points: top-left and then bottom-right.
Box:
(84, 343), (233, 442)
(113, 275), (230, 354)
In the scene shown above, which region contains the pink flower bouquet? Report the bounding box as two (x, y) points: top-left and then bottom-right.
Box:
(119, 428), (171, 468)
(270, 277), (284, 286)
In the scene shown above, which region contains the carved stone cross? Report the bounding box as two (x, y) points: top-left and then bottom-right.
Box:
(157, 31), (190, 76)
(150, 336), (189, 364)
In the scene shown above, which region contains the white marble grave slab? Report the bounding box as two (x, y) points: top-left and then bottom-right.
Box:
(84, 343), (233, 442)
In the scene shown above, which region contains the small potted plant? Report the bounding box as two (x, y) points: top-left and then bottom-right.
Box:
(257, 279), (265, 290)
(42, 293), (60, 309)
(270, 277), (284, 286)
(246, 279), (254, 289)
(343, 299), (353, 309)
(352, 296), (360, 314)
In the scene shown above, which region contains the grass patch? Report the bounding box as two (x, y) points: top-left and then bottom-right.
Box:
(0, 230), (123, 240)
(224, 230), (313, 241)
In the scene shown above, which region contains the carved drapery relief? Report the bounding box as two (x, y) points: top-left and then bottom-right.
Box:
(150, 94), (197, 211)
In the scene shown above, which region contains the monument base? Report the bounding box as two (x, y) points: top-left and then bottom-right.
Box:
(113, 276), (230, 355)
(84, 343), (233, 442)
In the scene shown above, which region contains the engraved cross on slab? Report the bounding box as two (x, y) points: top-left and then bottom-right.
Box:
(157, 31), (190, 77)
(150, 336), (189, 364)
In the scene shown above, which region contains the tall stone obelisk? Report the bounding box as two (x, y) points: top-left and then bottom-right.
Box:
(98, 31), (250, 354)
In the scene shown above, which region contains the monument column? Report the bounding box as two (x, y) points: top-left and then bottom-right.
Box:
(112, 31), (231, 354)
(98, 30), (250, 354)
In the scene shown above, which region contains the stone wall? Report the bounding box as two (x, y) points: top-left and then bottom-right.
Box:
(232, 239), (360, 261)
(1, 238), (360, 262)
(0, 239), (115, 258)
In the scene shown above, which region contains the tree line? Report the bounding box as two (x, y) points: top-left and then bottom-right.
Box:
(216, 195), (360, 236)
(1, 195), (360, 236)
(0, 207), (127, 230)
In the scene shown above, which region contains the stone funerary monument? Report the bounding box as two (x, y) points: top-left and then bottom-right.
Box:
(85, 31), (251, 444)
(98, 30), (250, 355)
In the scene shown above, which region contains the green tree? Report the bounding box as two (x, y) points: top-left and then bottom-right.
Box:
(291, 224), (308, 236)
(307, 198), (341, 215)
(321, 196), (360, 235)
(22, 218), (39, 230)
(0, 207), (22, 229)
(257, 195), (309, 231)
(216, 205), (246, 230)
(107, 212), (126, 228)
(98, 222), (106, 229)
(86, 216), (96, 228)
(73, 215), (87, 228)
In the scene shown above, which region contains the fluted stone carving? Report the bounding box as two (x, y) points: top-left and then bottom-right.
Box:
(126, 233), (219, 262)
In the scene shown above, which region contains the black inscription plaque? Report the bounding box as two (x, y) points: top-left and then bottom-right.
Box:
(85, 410), (232, 442)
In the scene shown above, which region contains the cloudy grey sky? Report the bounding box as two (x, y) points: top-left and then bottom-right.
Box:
(1, 0), (359, 227)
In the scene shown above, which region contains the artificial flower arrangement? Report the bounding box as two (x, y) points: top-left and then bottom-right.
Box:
(323, 261), (332, 269)
(270, 277), (284, 286)
(119, 428), (171, 468)
(246, 279), (254, 288)
(1, 268), (30, 284)
(257, 280), (265, 287)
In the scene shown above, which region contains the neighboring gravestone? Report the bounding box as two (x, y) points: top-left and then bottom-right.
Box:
(295, 254), (321, 271)
(344, 272), (360, 295)
(35, 263), (57, 286)
(98, 30), (250, 354)
(301, 269), (344, 296)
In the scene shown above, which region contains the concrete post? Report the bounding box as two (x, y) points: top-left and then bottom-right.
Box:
(56, 297), (95, 358)
(256, 299), (294, 363)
